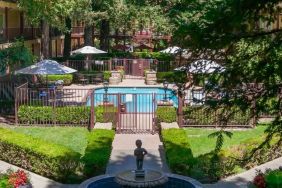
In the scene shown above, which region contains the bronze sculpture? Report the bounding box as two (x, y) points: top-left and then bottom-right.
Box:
(134, 139), (148, 170)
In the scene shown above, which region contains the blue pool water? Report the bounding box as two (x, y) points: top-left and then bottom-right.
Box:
(88, 87), (178, 112)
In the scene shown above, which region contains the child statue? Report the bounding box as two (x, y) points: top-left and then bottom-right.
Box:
(134, 139), (148, 171)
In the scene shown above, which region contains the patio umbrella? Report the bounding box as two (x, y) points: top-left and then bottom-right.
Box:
(71, 46), (107, 70)
(160, 46), (182, 54)
(71, 46), (107, 55)
(15, 59), (77, 86)
(15, 59), (77, 75)
(174, 59), (224, 74)
(188, 59), (224, 74)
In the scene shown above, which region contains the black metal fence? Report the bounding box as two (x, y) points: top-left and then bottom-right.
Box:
(65, 58), (174, 74)
(14, 85), (256, 129)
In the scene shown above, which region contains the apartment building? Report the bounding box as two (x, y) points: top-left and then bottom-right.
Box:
(0, 0), (64, 57)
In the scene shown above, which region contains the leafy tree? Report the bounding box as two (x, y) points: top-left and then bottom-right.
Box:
(0, 39), (35, 73)
(172, 0), (282, 154)
(18, 0), (78, 58)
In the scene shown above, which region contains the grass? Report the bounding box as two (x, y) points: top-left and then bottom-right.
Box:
(185, 125), (267, 156)
(2, 126), (115, 183)
(10, 127), (89, 155)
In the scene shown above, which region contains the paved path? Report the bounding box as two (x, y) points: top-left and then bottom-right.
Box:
(0, 160), (78, 188)
(106, 134), (170, 174)
(204, 157), (282, 188)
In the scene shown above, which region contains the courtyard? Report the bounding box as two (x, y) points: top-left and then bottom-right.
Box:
(0, 0), (282, 188)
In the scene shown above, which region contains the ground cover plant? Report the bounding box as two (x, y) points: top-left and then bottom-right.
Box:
(161, 126), (282, 183)
(0, 127), (115, 183)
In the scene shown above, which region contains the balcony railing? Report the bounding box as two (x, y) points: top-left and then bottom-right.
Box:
(0, 28), (41, 43)
(71, 27), (84, 34)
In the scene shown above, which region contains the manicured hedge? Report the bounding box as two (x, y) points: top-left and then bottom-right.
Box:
(156, 107), (177, 123)
(161, 128), (282, 183)
(0, 128), (80, 182)
(162, 129), (195, 175)
(156, 71), (186, 83)
(183, 106), (250, 125)
(39, 74), (73, 85)
(95, 106), (117, 123)
(82, 129), (115, 177)
(18, 105), (118, 125)
(18, 106), (90, 125)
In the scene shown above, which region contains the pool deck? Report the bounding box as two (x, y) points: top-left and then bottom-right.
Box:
(63, 79), (173, 89)
(62, 79), (174, 103)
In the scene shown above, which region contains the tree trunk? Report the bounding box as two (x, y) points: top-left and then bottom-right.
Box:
(99, 20), (110, 51)
(63, 17), (72, 58)
(42, 21), (50, 58)
(84, 25), (93, 46)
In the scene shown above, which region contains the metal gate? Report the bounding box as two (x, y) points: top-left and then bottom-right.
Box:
(117, 93), (156, 133)
(123, 59), (151, 77)
(97, 93), (156, 133)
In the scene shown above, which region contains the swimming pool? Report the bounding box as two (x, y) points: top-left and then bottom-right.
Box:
(88, 87), (178, 113)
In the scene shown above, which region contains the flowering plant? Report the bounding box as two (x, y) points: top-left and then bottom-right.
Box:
(253, 170), (266, 188)
(0, 169), (31, 188)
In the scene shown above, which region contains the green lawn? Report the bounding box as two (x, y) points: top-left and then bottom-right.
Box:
(185, 125), (267, 156)
(9, 127), (89, 155)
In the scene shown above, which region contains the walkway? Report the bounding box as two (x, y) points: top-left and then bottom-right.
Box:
(0, 160), (78, 188)
(204, 157), (282, 188)
(106, 134), (170, 174)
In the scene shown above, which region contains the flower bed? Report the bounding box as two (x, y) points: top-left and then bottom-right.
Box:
(253, 168), (282, 188)
(0, 169), (31, 188)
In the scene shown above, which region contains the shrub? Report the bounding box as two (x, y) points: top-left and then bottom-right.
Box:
(183, 106), (250, 125)
(265, 169), (282, 188)
(18, 105), (118, 125)
(18, 106), (90, 125)
(95, 106), (117, 123)
(162, 129), (195, 175)
(0, 128), (81, 183)
(39, 74), (73, 85)
(82, 129), (115, 177)
(156, 107), (177, 123)
(156, 71), (186, 83)
(0, 100), (14, 114)
(103, 71), (111, 81)
(161, 127), (281, 183)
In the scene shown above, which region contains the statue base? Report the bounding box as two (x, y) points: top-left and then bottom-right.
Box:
(135, 170), (145, 178)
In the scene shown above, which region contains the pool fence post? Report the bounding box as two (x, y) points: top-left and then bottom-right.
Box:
(14, 86), (18, 125)
(178, 95), (183, 128)
(89, 90), (95, 130)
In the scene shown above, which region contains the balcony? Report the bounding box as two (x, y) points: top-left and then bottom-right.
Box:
(0, 28), (41, 43)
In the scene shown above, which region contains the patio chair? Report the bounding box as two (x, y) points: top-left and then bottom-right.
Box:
(77, 73), (88, 85)
(91, 73), (104, 84)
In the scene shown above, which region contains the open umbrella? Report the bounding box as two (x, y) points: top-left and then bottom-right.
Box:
(71, 46), (107, 55)
(15, 59), (77, 86)
(174, 59), (224, 74)
(188, 59), (224, 74)
(160, 46), (182, 54)
(71, 46), (107, 70)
